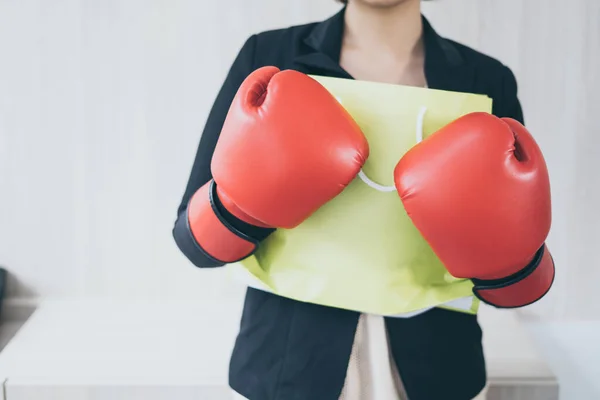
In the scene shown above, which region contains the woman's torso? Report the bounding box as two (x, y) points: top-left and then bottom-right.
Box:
(211, 9), (522, 400)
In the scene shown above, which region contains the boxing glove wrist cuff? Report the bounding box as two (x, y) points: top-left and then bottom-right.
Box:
(186, 180), (261, 265)
(471, 244), (555, 308)
(213, 184), (275, 241)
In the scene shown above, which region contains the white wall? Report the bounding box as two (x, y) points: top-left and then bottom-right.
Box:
(0, 0), (341, 304)
(2, 0), (597, 318)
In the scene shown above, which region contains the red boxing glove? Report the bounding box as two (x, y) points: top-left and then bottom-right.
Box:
(187, 66), (369, 263)
(394, 112), (554, 308)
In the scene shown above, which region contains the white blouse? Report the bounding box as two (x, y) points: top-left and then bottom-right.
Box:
(339, 313), (408, 400)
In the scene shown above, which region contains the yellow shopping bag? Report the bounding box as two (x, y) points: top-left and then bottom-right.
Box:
(227, 75), (493, 317)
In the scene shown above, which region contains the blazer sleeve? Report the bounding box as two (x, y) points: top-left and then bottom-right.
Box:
(492, 65), (525, 125)
(172, 35), (274, 268)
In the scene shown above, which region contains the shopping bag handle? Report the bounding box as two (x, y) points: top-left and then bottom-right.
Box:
(358, 106), (427, 192)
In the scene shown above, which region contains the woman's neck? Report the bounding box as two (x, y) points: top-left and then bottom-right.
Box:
(343, 1), (423, 60)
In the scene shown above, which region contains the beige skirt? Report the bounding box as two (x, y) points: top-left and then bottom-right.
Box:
(232, 313), (488, 400)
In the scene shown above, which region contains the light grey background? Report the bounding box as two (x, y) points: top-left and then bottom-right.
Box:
(0, 0), (598, 398)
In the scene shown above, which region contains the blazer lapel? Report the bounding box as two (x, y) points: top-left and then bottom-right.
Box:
(293, 9), (478, 95)
(422, 17), (476, 94)
(293, 9), (352, 79)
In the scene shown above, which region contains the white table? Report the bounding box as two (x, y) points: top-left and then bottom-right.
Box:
(0, 299), (557, 400)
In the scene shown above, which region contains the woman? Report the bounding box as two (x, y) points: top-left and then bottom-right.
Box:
(173, 0), (526, 398)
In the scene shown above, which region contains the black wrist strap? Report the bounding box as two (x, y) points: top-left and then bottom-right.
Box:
(211, 181), (275, 242)
(472, 244), (546, 290)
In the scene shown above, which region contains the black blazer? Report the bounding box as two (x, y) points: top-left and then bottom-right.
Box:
(174, 7), (524, 400)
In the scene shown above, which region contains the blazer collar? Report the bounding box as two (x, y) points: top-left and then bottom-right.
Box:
(295, 7), (475, 94)
(296, 8), (349, 78)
